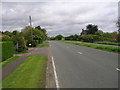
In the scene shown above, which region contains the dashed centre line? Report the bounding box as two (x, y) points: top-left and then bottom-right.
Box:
(116, 68), (120, 71)
(78, 52), (83, 54)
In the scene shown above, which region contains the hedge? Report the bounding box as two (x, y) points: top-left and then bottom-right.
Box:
(2, 41), (14, 62)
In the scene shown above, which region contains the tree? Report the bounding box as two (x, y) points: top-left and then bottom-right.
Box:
(11, 31), (27, 52)
(86, 24), (98, 34)
(17, 33), (27, 52)
(35, 26), (41, 30)
(3, 31), (13, 37)
(55, 35), (63, 40)
(22, 26), (47, 45)
(95, 30), (103, 36)
(21, 26), (32, 41)
(2, 35), (12, 41)
(81, 24), (99, 35)
(117, 18), (120, 42)
(12, 30), (19, 36)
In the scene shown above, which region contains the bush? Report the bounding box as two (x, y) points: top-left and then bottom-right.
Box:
(16, 47), (27, 52)
(14, 35), (27, 52)
(2, 36), (12, 41)
(35, 40), (43, 44)
(2, 41), (14, 62)
(81, 35), (99, 43)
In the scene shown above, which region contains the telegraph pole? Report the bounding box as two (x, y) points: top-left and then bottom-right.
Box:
(29, 16), (33, 40)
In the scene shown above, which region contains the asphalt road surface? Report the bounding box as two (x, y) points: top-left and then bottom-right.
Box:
(49, 41), (118, 88)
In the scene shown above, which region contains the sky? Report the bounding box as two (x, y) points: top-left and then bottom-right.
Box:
(1, 0), (119, 36)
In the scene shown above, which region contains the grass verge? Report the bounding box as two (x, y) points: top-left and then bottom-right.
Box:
(1, 56), (19, 68)
(65, 41), (120, 53)
(94, 41), (120, 46)
(2, 55), (47, 88)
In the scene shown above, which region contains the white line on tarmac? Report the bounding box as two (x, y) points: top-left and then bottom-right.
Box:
(52, 56), (60, 89)
(78, 52), (82, 54)
(116, 68), (120, 71)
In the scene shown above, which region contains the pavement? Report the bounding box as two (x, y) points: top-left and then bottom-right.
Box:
(49, 41), (118, 88)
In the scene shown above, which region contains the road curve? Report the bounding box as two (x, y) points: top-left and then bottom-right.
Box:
(49, 41), (118, 88)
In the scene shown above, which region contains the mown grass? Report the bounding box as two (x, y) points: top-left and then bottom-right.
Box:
(65, 41), (120, 53)
(38, 41), (49, 47)
(1, 56), (19, 67)
(2, 55), (47, 88)
(95, 41), (120, 46)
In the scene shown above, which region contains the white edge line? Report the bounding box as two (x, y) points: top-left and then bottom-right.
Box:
(116, 68), (120, 71)
(52, 56), (60, 89)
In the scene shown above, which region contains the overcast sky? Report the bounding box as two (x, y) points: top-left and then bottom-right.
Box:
(1, 0), (119, 36)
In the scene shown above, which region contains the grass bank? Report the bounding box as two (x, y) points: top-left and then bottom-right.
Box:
(1, 56), (19, 68)
(64, 41), (120, 53)
(95, 41), (120, 46)
(2, 55), (47, 88)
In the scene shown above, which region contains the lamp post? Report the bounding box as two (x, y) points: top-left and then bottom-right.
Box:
(29, 16), (33, 40)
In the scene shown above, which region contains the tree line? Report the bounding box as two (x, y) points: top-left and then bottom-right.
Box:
(49, 24), (119, 43)
(1, 25), (47, 52)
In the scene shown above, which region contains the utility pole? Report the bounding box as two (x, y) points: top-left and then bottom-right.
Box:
(29, 16), (33, 40)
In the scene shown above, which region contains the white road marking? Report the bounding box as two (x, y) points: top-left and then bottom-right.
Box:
(52, 56), (60, 89)
(116, 68), (120, 71)
(78, 52), (82, 54)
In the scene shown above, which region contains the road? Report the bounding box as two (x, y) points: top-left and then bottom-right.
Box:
(1, 47), (48, 80)
(49, 41), (118, 88)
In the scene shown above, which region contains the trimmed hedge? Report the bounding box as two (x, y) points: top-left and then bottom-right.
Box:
(2, 41), (14, 61)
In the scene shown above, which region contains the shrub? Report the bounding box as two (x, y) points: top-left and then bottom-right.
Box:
(81, 35), (99, 43)
(2, 36), (12, 41)
(15, 35), (27, 52)
(16, 47), (27, 52)
(2, 41), (14, 61)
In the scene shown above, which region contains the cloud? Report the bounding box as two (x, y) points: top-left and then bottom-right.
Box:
(1, 1), (118, 36)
